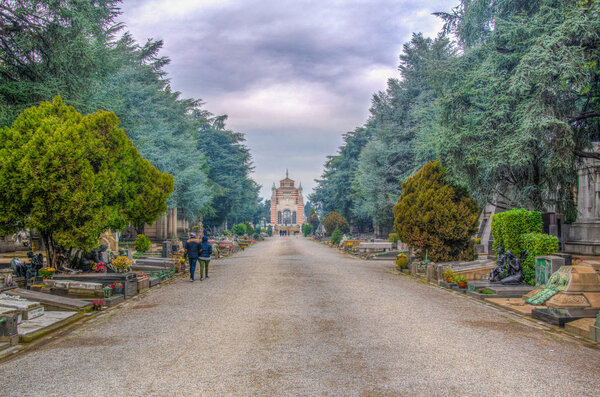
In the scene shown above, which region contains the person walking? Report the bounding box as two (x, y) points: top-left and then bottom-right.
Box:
(198, 236), (213, 280)
(184, 232), (202, 282)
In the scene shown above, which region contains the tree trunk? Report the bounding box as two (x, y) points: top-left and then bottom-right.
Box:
(40, 232), (54, 269)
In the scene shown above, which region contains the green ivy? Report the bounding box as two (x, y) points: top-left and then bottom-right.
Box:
(521, 232), (559, 285)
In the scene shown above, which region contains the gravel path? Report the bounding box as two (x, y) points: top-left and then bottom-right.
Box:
(1, 236), (599, 396)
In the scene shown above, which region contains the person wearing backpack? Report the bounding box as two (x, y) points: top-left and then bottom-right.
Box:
(184, 232), (202, 282)
(198, 236), (213, 280)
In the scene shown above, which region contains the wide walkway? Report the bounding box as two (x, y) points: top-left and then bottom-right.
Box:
(1, 237), (599, 396)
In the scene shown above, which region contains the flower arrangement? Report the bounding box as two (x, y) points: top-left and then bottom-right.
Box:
(38, 267), (56, 279)
(443, 268), (457, 283)
(92, 299), (106, 310)
(571, 258), (583, 266)
(109, 282), (123, 293)
(111, 256), (131, 273)
(455, 275), (468, 287)
(92, 262), (107, 272)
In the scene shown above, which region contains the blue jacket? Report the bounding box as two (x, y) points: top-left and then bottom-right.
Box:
(184, 238), (202, 259)
(199, 236), (213, 258)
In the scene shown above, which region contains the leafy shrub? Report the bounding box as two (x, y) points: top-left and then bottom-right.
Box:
(266, 225), (273, 236)
(521, 232), (559, 286)
(223, 230), (232, 236)
(393, 160), (480, 262)
(455, 275), (467, 283)
(491, 209), (542, 254)
(323, 211), (349, 235)
(477, 288), (494, 295)
(134, 234), (151, 253)
(232, 223), (247, 236)
(396, 253), (408, 269)
(388, 233), (399, 243)
(330, 227), (343, 245)
(302, 223), (313, 237)
(244, 222), (254, 235)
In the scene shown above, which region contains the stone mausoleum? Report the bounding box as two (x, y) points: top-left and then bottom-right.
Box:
(270, 170), (304, 235)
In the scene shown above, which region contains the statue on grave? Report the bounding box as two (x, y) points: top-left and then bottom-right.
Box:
(490, 246), (507, 282)
(10, 257), (26, 278)
(79, 245), (108, 271)
(500, 250), (525, 285)
(10, 252), (44, 279)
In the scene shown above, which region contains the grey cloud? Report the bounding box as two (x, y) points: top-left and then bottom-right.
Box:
(119, 0), (457, 199)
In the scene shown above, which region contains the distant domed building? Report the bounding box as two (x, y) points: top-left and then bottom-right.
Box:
(270, 170), (304, 235)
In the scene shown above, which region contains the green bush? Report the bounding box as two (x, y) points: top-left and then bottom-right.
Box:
(266, 225), (273, 236)
(396, 253), (408, 269)
(491, 209), (542, 254)
(244, 222), (254, 235)
(302, 223), (313, 237)
(388, 233), (399, 243)
(223, 230), (232, 236)
(521, 232), (559, 286)
(232, 223), (247, 236)
(393, 160), (480, 262)
(331, 227), (343, 245)
(134, 234), (151, 253)
(323, 211), (349, 235)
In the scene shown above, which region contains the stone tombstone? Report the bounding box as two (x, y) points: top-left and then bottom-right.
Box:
(427, 264), (438, 283)
(535, 256), (565, 286)
(126, 247), (133, 262)
(161, 240), (172, 258)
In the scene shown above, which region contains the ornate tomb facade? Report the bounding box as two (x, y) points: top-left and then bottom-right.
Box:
(270, 170), (304, 235)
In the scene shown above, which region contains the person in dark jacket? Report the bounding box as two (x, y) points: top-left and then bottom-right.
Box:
(184, 233), (202, 282)
(198, 236), (213, 280)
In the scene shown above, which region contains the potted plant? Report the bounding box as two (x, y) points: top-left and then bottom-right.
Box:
(38, 267), (56, 279)
(110, 256), (132, 273)
(456, 275), (468, 288)
(443, 268), (457, 283)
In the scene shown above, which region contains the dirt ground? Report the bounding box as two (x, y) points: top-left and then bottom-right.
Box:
(1, 236), (599, 396)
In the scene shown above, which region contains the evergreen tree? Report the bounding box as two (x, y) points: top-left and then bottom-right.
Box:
(0, 97), (173, 267)
(393, 161), (479, 262)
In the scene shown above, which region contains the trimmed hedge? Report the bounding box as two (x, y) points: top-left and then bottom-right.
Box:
(491, 209), (542, 254)
(521, 232), (559, 286)
(388, 233), (399, 243)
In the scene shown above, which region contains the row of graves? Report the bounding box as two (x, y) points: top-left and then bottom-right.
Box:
(0, 233), (258, 354)
(325, 233), (600, 344)
(324, 236), (400, 259)
(432, 250), (600, 344)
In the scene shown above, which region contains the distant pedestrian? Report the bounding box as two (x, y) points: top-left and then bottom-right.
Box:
(184, 232), (201, 282)
(198, 236), (213, 280)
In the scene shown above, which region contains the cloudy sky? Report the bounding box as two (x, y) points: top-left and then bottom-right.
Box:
(119, 0), (457, 199)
